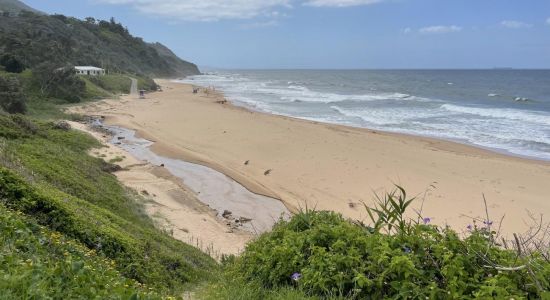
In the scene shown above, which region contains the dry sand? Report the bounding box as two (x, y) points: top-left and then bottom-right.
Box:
(69, 79), (550, 236)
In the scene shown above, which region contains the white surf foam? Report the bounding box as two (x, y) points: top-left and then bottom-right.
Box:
(441, 104), (550, 126)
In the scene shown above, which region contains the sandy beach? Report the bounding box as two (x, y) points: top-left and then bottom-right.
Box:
(69, 79), (550, 236)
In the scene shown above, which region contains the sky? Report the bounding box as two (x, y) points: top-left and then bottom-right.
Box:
(24, 0), (550, 69)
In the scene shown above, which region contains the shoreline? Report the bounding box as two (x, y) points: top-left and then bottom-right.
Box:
(68, 79), (550, 236)
(229, 101), (550, 165)
(180, 79), (550, 166)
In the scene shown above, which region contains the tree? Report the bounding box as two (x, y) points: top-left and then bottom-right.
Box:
(0, 76), (27, 114)
(32, 63), (86, 103)
(0, 54), (25, 73)
(85, 17), (96, 24)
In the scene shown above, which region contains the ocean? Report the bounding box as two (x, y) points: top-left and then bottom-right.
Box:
(181, 70), (550, 161)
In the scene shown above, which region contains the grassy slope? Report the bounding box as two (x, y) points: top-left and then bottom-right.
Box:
(0, 204), (159, 299)
(9, 70), (155, 119)
(0, 114), (217, 297)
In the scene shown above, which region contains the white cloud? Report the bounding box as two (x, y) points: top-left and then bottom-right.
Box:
(500, 20), (532, 29)
(96, 0), (387, 21)
(546, 17), (550, 25)
(96, 0), (292, 21)
(419, 25), (462, 34)
(303, 0), (383, 7)
(239, 20), (279, 29)
(402, 27), (412, 34)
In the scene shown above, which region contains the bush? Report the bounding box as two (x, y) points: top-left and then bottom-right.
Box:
(31, 63), (86, 103)
(229, 193), (550, 299)
(0, 75), (26, 114)
(0, 54), (25, 73)
(137, 75), (159, 92)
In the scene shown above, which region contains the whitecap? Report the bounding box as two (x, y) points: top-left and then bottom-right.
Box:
(441, 104), (550, 126)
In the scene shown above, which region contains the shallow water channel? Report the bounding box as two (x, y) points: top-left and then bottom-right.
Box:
(102, 123), (289, 233)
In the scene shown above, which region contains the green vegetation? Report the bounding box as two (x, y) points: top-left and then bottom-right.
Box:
(88, 74), (132, 94)
(137, 75), (160, 92)
(202, 191), (550, 299)
(0, 53), (25, 73)
(0, 0), (42, 15)
(31, 63), (86, 103)
(0, 11), (199, 77)
(109, 156), (125, 163)
(0, 115), (217, 297)
(0, 205), (160, 299)
(0, 74), (26, 113)
(0, 2), (188, 115)
(0, 68), (154, 118)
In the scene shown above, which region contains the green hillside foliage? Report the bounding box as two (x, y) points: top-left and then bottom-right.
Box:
(0, 68), (153, 117)
(0, 53), (25, 73)
(31, 63), (86, 103)
(88, 75), (132, 94)
(0, 74), (26, 113)
(0, 0), (42, 14)
(0, 11), (200, 77)
(0, 204), (161, 299)
(0, 115), (217, 297)
(204, 202), (550, 299)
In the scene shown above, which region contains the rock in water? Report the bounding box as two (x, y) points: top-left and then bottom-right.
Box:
(222, 210), (233, 219)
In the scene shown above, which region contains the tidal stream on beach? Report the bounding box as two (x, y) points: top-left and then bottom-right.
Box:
(98, 122), (289, 233)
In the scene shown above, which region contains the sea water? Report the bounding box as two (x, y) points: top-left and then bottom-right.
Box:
(181, 69), (550, 161)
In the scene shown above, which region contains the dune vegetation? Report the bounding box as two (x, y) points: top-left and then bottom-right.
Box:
(0, 114), (218, 298)
(202, 194), (550, 299)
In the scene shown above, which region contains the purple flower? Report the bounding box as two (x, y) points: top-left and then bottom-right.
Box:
(290, 272), (302, 282)
(403, 246), (412, 254)
(466, 224), (473, 231)
(423, 217), (431, 225)
(483, 220), (493, 226)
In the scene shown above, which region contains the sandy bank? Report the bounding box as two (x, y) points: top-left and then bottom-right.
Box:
(68, 80), (550, 235)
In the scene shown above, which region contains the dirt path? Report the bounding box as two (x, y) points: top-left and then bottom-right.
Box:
(128, 77), (138, 95)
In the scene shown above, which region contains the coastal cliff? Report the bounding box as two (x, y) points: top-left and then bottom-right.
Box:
(0, 4), (199, 77)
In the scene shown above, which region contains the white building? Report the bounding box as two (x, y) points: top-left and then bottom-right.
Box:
(75, 66), (105, 76)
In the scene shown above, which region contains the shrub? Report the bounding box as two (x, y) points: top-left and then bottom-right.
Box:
(0, 75), (26, 114)
(137, 75), (159, 91)
(31, 63), (86, 103)
(0, 54), (25, 73)
(230, 191), (550, 299)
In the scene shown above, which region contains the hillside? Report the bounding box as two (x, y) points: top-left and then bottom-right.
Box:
(0, 115), (217, 297)
(0, 0), (42, 14)
(0, 10), (199, 77)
